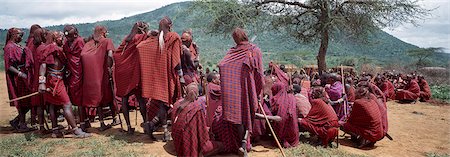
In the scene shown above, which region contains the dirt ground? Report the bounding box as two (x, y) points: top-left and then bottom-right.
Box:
(0, 71), (449, 157)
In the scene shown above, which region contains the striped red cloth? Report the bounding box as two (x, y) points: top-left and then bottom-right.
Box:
(343, 97), (384, 142)
(380, 81), (395, 100)
(205, 83), (221, 127)
(270, 82), (299, 148)
(370, 94), (388, 135)
(170, 99), (213, 156)
(396, 80), (420, 101)
(63, 36), (84, 105)
(4, 41), (34, 107)
(114, 34), (146, 97)
(270, 62), (289, 86)
(300, 99), (339, 147)
(80, 38), (114, 108)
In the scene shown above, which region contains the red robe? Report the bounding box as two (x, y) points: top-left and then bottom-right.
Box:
(206, 83), (221, 127)
(343, 97), (384, 142)
(295, 93), (311, 118)
(114, 34), (147, 97)
(419, 79), (431, 101)
(396, 80), (420, 101)
(31, 42), (45, 106)
(63, 37), (84, 105)
(217, 42), (264, 153)
(4, 41), (34, 107)
(137, 32), (181, 104)
(300, 99), (339, 146)
(170, 99), (215, 157)
(379, 81), (395, 100)
(270, 82), (299, 148)
(81, 38), (114, 107)
(42, 44), (70, 105)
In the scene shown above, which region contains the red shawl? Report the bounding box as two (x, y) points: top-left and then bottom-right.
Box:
(419, 79), (431, 101)
(380, 81), (395, 100)
(370, 94), (388, 135)
(114, 34), (147, 97)
(343, 98), (384, 142)
(396, 80), (420, 101)
(63, 36), (85, 105)
(81, 38), (114, 107)
(4, 41), (34, 107)
(206, 82), (221, 127)
(269, 62), (289, 86)
(300, 99), (338, 145)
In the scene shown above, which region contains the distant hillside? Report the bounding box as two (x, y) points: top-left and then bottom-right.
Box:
(1, 1), (448, 70)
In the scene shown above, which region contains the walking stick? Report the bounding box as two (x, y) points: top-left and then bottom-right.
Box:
(6, 92), (40, 103)
(258, 101), (286, 157)
(109, 75), (124, 131)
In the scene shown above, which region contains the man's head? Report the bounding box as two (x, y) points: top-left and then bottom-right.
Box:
(33, 28), (47, 46)
(93, 25), (108, 42)
(293, 84), (302, 94)
(28, 24), (41, 38)
(56, 31), (64, 46)
(185, 83), (199, 102)
(63, 25), (79, 42)
(327, 73), (339, 84)
(181, 32), (192, 47)
(310, 86), (326, 99)
(45, 31), (59, 44)
(159, 16), (173, 34)
(232, 27), (248, 45)
(126, 21), (149, 42)
(355, 83), (370, 99)
(207, 72), (220, 85)
(6, 28), (24, 44)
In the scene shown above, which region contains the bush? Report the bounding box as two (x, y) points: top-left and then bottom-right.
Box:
(430, 85), (450, 103)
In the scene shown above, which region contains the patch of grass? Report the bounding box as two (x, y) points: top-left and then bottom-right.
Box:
(430, 85), (450, 103)
(0, 133), (68, 157)
(285, 143), (367, 157)
(425, 152), (450, 157)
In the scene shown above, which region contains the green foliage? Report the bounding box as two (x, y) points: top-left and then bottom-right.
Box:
(425, 152), (450, 157)
(430, 85), (450, 103)
(407, 47), (446, 69)
(0, 133), (68, 157)
(285, 143), (367, 157)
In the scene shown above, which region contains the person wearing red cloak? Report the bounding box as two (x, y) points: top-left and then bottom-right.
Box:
(38, 31), (90, 138)
(137, 17), (183, 141)
(299, 86), (339, 147)
(113, 21), (149, 134)
(395, 75), (420, 103)
(418, 75), (431, 102)
(216, 28), (264, 155)
(80, 25), (116, 131)
(181, 32), (199, 85)
(205, 72), (221, 128)
(4, 28), (34, 132)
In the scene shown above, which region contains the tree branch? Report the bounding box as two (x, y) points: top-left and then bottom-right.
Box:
(257, 0), (316, 9)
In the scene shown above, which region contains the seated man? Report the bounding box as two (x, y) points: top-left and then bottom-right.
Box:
(418, 75), (431, 102)
(376, 76), (395, 101)
(299, 86), (339, 147)
(170, 83), (222, 156)
(340, 85), (384, 148)
(395, 75), (420, 103)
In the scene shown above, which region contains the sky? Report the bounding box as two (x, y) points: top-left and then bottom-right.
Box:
(0, 0), (448, 52)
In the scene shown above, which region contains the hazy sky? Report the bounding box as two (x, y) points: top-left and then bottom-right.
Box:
(0, 0), (448, 52)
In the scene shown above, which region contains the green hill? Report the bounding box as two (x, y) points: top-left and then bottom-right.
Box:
(1, 1), (448, 70)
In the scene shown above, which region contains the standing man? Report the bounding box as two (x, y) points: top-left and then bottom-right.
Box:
(137, 17), (183, 141)
(114, 21), (149, 134)
(38, 31), (91, 138)
(62, 25), (87, 130)
(4, 28), (34, 132)
(217, 28), (264, 154)
(81, 26), (116, 131)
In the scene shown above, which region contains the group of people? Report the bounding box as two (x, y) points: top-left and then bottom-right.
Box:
(3, 15), (433, 156)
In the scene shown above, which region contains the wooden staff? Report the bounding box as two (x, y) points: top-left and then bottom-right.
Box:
(258, 101), (286, 157)
(6, 92), (39, 103)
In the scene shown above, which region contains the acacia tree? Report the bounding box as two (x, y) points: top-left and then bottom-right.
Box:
(407, 47), (444, 69)
(194, 0), (428, 73)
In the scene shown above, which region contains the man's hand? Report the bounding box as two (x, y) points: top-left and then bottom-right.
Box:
(180, 76), (186, 85)
(18, 72), (27, 79)
(38, 84), (47, 93)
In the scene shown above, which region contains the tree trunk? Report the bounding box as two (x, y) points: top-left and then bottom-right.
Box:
(317, 28), (329, 74)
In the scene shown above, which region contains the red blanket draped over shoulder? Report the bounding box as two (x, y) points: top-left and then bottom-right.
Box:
(380, 81), (395, 100)
(42, 44), (70, 105)
(4, 41), (34, 107)
(396, 80), (420, 101)
(270, 62), (289, 85)
(170, 99), (214, 157)
(343, 97), (384, 142)
(81, 38), (114, 107)
(419, 79), (431, 101)
(206, 82), (221, 127)
(300, 98), (339, 146)
(270, 82), (299, 148)
(114, 34), (147, 97)
(31, 44), (46, 106)
(63, 36), (84, 105)
(137, 32), (181, 104)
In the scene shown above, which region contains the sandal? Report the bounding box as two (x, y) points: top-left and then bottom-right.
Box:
(74, 128), (92, 138)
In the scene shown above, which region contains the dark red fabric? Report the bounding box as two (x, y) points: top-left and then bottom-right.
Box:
(419, 79), (431, 101)
(206, 83), (221, 127)
(252, 101), (272, 138)
(31, 44), (46, 106)
(347, 85), (356, 102)
(270, 82), (299, 148)
(3, 41), (34, 107)
(81, 38), (114, 107)
(189, 43), (199, 61)
(218, 42), (264, 130)
(380, 81), (395, 100)
(300, 99), (338, 146)
(212, 116), (251, 153)
(343, 98), (384, 142)
(170, 99), (212, 157)
(370, 94), (388, 135)
(269, 62), (289, 86)
(114, 34), (147, 97)
(300, 80), (310, 98)
(295, 93), (311, 118)
(44, 75), (70, 105)
(63, 36), (84, 105)
(146, 100), (161, 121)
(137, 32), (181, 104)
(395, 80), (420, 101)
